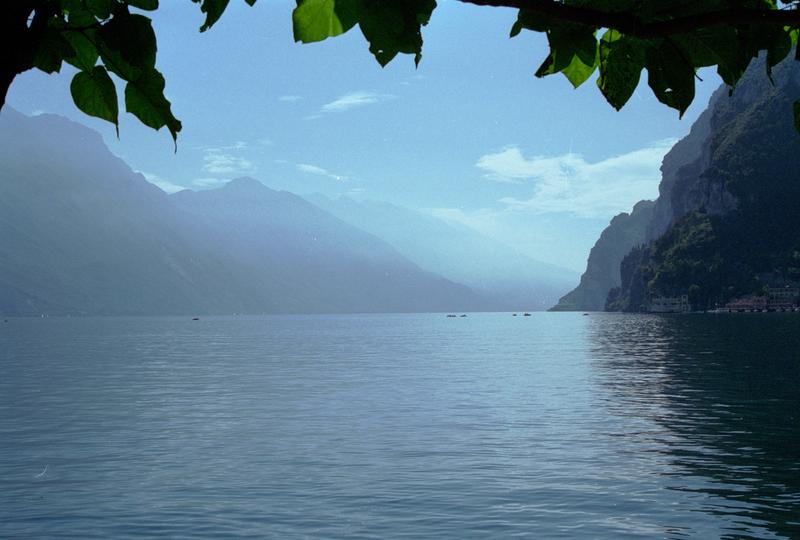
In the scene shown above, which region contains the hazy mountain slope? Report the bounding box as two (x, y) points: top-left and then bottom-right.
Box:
(0, 109), (227, 315)
(171, 179), (479, 313)
(0, 110), (478, 315)
(308, 195), (577, 310)
(550, 200), (654, 311)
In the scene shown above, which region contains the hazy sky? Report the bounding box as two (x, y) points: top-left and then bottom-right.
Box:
(7, 0), (721, 271)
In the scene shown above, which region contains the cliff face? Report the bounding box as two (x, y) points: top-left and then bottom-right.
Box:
(551, 64), (737, 312)
(646, 86), (721, 241)
(610, 57), (800, 311)
(564, 55), (800, 313)
(550, 200), (654, 311)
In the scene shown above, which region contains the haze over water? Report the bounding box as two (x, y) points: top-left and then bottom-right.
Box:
(2, 313), (799, 538)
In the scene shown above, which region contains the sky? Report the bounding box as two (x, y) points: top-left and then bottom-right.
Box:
(7, 0), (721, 272)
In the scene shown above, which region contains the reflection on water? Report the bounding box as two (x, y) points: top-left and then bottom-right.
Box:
(588, 314), (800, 539)
(0, 313), (798, 538)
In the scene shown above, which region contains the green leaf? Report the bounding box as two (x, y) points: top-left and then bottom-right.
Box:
(293, 0), (361, 43)
(193, 0), (231, 32)
(646, 41), (696, 117)
(33, 28), (71, 74)
(596, 30), (646, 110)
(86, 0), (115, 19)
(70, 67), (119, 131)
(533, 22), (597, 87)
(562, 55), (597, 88)
(766, 28), (791, 75)
(124, 69), (182, 145)
(97, 13), (157, 81)
(64, 31), (99, 71)
(358, 0), (436, 67)
(673, 27), (738, 68)
(65, 6), (97, 27)
(510, 9), (550, 37)
(127, 0), (159, 10)
(548, 23), (597, 73)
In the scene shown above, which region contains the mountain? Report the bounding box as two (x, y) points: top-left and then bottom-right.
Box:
(0, 108), (216, 315)
(550, 200), (654, 311)
(571, 56), (800, 312)
(0, 109), (479, 315)
(307, 194), (578, 310)
(170, 178), (478, 314)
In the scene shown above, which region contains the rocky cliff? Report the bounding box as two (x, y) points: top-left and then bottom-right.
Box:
(550, 200), (654, 311)
(558, 55), (800, 313)
(609, 57), (800, 311)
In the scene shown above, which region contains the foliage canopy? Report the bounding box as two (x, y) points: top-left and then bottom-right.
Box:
(4, 0), (800, 144)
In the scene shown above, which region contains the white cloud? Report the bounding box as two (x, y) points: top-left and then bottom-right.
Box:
(202, 148), (254, 175)
(279, 95), (303, 102)
(297, 163), (345, 181)
(140, 172), (185, 194)
(475, 141), (674, 218)
(321, 91), (390, 113)
(297, 163), (328, 175)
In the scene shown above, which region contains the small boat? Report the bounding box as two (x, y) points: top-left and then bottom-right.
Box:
(523, 313), (531, 316)
(192, 317), (200, 321)
(460, 314), (467, 317)
(512, 313), (517, 316)
(446, 314), (457, 318)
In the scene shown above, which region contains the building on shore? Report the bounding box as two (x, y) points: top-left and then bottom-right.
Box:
(767, 286), (800, 310)
(720, 286), (800, 312)
(725, 295), (768, 312)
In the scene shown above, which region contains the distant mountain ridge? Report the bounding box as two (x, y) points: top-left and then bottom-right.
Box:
(308, 194), (577, 310)
(0, 109), (481, 315)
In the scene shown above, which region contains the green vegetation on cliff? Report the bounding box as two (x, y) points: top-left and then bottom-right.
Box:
(608, 58), (800, 311)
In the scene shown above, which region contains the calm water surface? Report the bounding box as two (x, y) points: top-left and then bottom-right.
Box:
(1, 313), (799, 538)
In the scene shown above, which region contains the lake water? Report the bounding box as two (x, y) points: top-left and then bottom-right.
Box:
(1, 313), (799, 538)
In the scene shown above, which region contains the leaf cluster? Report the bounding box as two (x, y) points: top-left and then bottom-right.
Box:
(14, 0), (800, 142)
(514, 4), (797, 119)
(291, 0), (800, 127)
(292, 0), (436, 66)
(26, 0), (255, 146)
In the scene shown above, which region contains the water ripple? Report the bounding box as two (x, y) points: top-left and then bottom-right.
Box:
(1, 313), (798, 538)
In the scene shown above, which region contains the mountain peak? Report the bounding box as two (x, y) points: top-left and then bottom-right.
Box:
(224, 177), (266, 191)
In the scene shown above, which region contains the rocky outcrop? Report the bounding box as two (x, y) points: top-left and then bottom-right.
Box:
(609, 56), (800, 311)
(550, 200), (654, 311)
(563, 55), (800, 313)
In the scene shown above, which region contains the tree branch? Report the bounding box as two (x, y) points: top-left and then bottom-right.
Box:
(458, 0), (800, 38)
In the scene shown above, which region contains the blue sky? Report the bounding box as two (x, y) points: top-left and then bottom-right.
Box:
(7, 0), (721, 271)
